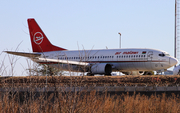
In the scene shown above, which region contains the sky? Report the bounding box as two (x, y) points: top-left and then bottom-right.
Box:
(0, 0), (176, 76)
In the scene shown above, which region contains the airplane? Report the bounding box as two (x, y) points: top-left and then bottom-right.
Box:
(5, 18), (178, 76)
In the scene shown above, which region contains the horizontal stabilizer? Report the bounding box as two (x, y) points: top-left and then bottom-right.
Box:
(4, 51), (41, 58)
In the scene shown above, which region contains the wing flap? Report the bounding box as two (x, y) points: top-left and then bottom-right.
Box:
(38, 58), (89, 66)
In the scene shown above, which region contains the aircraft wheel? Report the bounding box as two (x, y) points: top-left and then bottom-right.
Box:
(87, 73), (94, 76)
(105, 73), (112, 76)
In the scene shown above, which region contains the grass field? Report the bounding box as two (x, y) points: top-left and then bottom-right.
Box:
(1, 75), (180, 113)
(1, 75), (180, 87)
(0, 91), (180, 113)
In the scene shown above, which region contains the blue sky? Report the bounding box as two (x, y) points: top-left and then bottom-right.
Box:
(0, 0), (176, 76)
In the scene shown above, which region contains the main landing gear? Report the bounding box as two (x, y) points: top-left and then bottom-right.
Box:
(87, 73), (94, 76)
(86, 73), (112, 76)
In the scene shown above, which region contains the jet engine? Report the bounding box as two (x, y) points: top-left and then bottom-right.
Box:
(91, 63), (112, 75)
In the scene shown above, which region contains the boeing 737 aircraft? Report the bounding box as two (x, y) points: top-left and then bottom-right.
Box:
(5, 18), (178, 75)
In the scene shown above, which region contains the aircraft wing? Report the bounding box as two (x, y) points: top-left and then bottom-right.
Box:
(38, 58), (89, 66)
(4, 51), (41, 58)
(5, 51), (89, 66)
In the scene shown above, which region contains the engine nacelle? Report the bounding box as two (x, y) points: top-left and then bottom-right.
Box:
(91, 63), (112, 75)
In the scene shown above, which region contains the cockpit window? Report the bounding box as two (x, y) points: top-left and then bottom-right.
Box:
(159, 52), (170, 57)
(165, 53), (170, 56)
(159, 53), (165, 57)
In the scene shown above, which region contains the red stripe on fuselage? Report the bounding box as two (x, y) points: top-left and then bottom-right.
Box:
(37, 60), (167, 64)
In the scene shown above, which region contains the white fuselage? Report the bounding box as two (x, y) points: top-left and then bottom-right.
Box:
(34, 48), (178, 73)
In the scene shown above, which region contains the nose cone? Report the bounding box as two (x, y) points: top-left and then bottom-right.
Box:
(170, 58), (178, 67)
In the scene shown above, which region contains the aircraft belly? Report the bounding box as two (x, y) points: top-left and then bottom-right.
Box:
(132, 62), (145, 70)
(144, 62), (164, 71)
(145, 61), (153, 70)
(150, 62), (167, 70)
(116, 62), (147, 71)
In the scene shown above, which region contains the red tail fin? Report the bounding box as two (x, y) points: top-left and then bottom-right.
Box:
(27, 18), (67, 52)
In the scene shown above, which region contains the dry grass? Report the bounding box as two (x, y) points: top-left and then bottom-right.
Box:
(1, 75), (180, 87)
(0, 91), (180, 113)
(1, 75), (180, 113)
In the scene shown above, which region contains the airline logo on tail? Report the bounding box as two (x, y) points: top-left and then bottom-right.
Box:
(34, 32), (44, 45)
